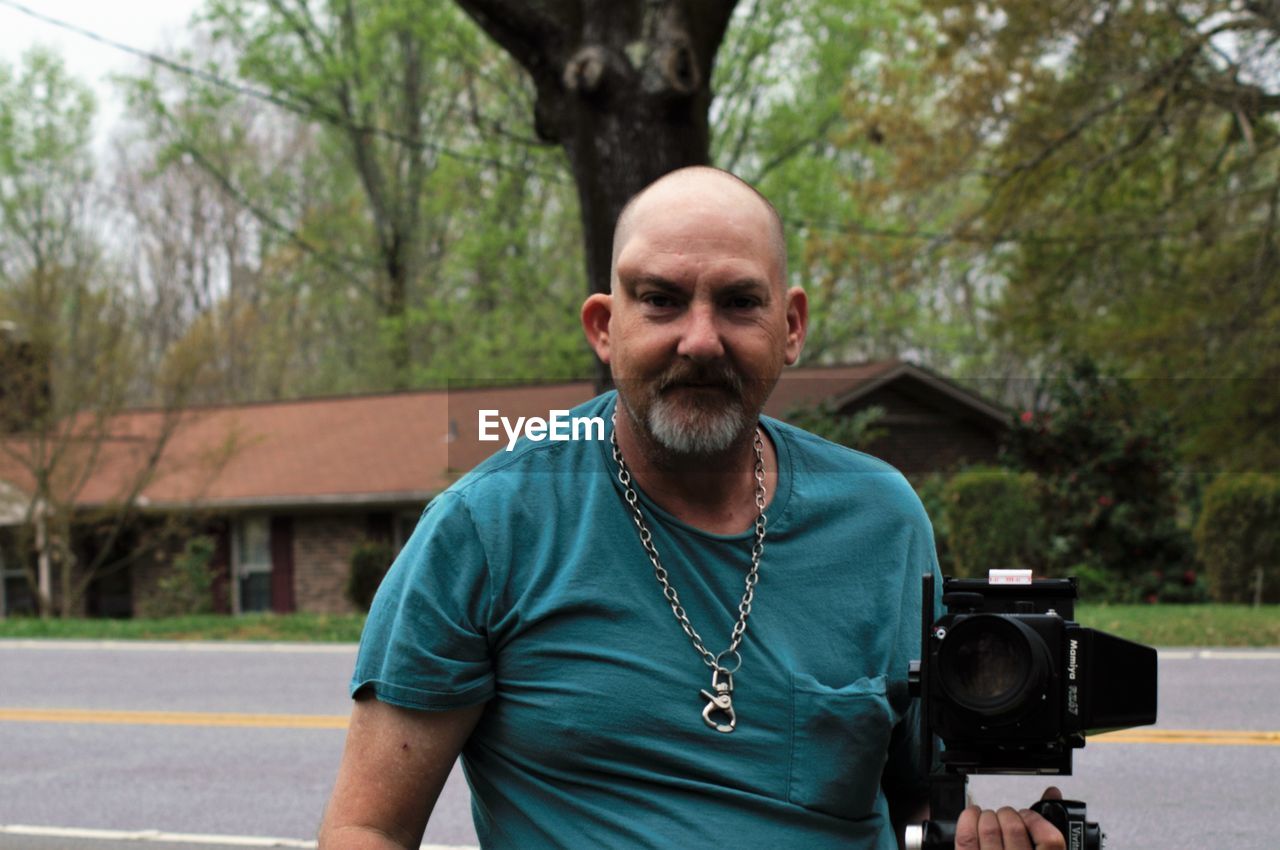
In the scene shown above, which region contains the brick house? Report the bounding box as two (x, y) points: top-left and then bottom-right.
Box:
(0, 362), (1006, 617)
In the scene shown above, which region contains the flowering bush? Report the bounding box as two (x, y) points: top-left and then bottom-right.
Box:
(1001, 358), (1190, 588)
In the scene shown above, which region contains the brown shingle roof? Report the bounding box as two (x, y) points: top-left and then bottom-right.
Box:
(2, 361), (998, 512)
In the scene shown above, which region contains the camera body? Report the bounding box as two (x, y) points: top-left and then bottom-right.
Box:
(904, 572), (1158, 850)
(920, 576), (1157, 774)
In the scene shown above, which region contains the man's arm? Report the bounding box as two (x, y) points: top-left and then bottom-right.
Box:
(318, 694), (486, 850)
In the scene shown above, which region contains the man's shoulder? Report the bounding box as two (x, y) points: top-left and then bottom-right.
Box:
(768, 416), (928, 517)
(445, 391), (614, 500)
(767, 414), (904, 477)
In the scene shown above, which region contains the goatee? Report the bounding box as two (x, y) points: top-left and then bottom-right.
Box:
(623, 363), (755, 456)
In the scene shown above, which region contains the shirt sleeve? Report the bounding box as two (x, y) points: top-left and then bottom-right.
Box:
(350, 491), (496, 711)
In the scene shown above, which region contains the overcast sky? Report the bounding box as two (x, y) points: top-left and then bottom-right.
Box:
(0, 0), (204, 148)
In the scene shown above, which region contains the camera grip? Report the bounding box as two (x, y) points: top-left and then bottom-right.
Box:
(1029, 799), (1101, 850)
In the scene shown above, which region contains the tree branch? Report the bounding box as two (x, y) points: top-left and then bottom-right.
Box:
(451, 0), (570, 85)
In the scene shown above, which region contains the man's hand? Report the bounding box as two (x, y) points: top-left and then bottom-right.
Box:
(955, 787), (1066, 850)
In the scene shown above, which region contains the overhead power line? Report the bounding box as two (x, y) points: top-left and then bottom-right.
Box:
(0, 0), (566, 182)
(789, 217), (1199, 246)
(2, 0), (1269, 253)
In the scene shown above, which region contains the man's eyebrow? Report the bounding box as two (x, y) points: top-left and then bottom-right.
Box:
(622, 274), (683, 293)
(720, 278), (771, 294)
(623, 274), (772, 295)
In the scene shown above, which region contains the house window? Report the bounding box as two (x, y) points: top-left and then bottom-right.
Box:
(234, 516), (272, 614)
(0, 537), (36, 617)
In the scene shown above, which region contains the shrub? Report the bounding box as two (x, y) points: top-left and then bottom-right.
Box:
(912, 473), (951, 573)
(346, 539), (395, 612)
(1068, 561), (1131, 603)
(138, 535), (216, 618)
(942, 467), (1043, 578)
(783, 400), (886, 451)
(1133, 567), (1210, 604)
(1194, 475), (1280, 603)
(1001, 357), (1189, 581)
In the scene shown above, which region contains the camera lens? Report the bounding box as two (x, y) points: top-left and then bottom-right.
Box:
(937, 615), (1049, 719)
(952, 628), (1024, 699)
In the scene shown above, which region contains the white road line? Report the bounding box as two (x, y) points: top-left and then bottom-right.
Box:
(1159, 649), (1280, 660)
(0, 640), (356, 654)
(1197, 649), (1280, 660)
(0, 825), (475, 850)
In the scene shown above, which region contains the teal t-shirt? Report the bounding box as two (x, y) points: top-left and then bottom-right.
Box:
(353, 391), (940, 849)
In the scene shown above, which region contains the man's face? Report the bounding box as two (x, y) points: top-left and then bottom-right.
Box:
(596, 176), (805, 456)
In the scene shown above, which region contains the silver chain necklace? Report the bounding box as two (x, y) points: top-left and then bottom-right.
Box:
(610, 412), (768, 733)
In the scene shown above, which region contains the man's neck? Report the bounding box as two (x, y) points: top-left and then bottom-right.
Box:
(613, 409), (777, 536)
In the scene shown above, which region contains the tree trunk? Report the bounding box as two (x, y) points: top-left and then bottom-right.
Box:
(452, 0), (738, 390)
(34, 505), (52, 618)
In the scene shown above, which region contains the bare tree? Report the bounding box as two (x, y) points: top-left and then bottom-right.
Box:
(0, 49), (218, 617)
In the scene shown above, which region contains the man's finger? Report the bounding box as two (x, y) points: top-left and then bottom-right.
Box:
(955, 805), (982, 850)
(1040, 786), (1063, 801)
(978, 808), (1004, 848)
(1019, 808), (1067, 850)
(997, 806), (1032, 850)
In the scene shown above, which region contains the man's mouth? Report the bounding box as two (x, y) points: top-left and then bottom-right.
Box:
(665, 382), (732, 393)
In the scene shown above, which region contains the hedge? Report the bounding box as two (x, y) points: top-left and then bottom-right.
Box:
(346, 539), (396, 612)
(942, 467), (1043, 578)
(1194, 474), (1279, 603)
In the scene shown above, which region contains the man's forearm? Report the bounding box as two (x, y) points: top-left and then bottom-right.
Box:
(317, 823), (417, 850)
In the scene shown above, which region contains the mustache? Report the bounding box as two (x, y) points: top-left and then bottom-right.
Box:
(656, 363), (744, 394)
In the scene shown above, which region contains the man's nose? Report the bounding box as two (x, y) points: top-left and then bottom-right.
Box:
(676, 303), (725, 361)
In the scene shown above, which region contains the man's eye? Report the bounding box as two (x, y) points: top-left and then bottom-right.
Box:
(642, 293), (677, 308)
(727, 296), (761, 310)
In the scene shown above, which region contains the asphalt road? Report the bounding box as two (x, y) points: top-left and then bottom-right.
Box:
(0, 640), (1275, 849)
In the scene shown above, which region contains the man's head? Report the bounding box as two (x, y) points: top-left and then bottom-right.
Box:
(581, 167), (807, 457)
(610, 169), (789, 285)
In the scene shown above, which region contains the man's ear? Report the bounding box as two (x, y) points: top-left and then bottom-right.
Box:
(783, 286), (808, 365)
(581, 293), (613, 363)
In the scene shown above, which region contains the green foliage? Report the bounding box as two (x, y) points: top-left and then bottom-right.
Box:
(714, 0), (995, 371)
(117, 0), (589, 398)
(1195, 475), (1280, 604)
(941, 467), (1042, 578)
(912, 473), (950, 573)
(137, 536), (217, 618)
(1002, 359), (1189, 581)
(346, 539), (395, 613)
(849, 0), (1280, 472)
(782, 401), (885, 451)
(1068, 562), (1131, 605)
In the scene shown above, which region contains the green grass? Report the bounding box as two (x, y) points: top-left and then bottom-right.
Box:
(0, 606), (1276, 646)
(0, 612), (366, 642)
(1076, 604), (1280, 647)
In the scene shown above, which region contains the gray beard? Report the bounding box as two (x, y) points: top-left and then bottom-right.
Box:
(644, 392), (750, 455)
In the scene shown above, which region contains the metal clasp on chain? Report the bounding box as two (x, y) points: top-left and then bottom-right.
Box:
(611, 411), (766, 735)
(700, 668), (736, 733)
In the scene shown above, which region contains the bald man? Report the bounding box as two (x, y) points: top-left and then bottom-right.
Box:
(319, 168), (1064, 850)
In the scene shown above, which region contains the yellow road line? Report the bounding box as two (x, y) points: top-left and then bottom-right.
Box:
(1, 709), (1276, 747)
(0, 707), (349, 729)
(1094, 728), (1280, 746)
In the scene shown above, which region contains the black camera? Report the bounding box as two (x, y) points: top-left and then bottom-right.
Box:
(904, 573), (1158, 850)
